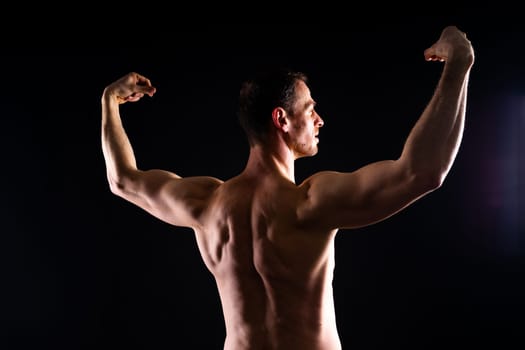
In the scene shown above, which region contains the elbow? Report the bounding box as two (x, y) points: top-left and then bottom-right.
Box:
(107, 176), (124, 197)
(428, 172), (445, 191)
(413, 170), (446, 194)
(107, 173), (133, 198)
(401, 156), (451, 195)
(108, 178), (123, 196)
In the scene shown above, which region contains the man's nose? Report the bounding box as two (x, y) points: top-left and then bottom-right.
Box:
(317, 115), (324, 127)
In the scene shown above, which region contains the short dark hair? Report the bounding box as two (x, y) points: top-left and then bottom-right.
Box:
(238, 66), (308, 146)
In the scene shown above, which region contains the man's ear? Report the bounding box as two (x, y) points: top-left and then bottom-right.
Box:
(271, 107), (289, 132)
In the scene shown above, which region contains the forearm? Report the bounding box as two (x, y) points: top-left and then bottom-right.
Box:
(439, 75), (468, 174)
(401, 61), (471, 180)
(101, 90), (138, 187)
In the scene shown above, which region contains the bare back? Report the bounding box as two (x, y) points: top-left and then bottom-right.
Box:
(194, 173), (341, 350)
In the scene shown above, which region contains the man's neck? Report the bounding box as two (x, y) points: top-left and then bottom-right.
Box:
(244, 143), (296, 183)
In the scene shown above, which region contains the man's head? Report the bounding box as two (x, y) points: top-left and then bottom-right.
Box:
(238, 66), (309, 146)
(238, 66), (324, 158)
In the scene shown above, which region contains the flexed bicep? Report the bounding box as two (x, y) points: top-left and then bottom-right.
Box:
(298, 159), (438, 230)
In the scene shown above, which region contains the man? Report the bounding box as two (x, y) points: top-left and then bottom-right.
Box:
(101, 26), (474, 350)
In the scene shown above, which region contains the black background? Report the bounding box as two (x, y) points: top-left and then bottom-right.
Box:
(1, 13), (524, 349)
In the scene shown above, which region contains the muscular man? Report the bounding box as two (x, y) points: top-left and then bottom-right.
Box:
(101, 26), (474, 350)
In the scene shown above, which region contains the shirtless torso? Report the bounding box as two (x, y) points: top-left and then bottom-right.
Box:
(101, 26), (474, 349)
(198, 171), (340, 349)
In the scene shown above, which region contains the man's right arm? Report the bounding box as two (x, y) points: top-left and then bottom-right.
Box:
(101, 72), (221, 228)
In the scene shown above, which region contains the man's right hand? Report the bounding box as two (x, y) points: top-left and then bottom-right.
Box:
(103, 72), (156, 104)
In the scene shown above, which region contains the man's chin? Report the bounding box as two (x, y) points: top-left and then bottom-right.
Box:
(297, 149), (319, 159)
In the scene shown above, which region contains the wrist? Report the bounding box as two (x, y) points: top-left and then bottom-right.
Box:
(101, 88), (122, 106)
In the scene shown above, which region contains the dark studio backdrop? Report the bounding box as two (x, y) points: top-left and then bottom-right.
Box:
(1, 15), (524, 349)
